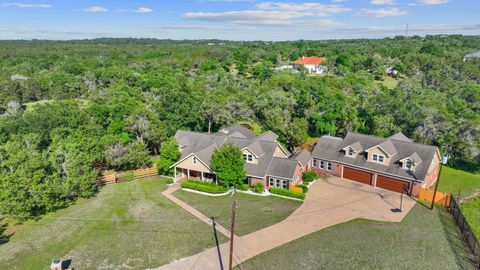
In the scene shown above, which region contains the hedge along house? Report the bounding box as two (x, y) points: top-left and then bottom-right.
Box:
(170, 125), (308, 190)
(311, 132), (441, 197)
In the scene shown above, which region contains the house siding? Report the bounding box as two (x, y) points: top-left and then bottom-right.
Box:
(175, 155), (212, 173)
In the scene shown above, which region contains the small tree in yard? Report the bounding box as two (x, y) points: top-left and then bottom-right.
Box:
(210, 143), (246, 187)
(157, 137), (181, 176)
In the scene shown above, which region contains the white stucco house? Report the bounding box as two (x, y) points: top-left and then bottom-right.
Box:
(293, 56), (328, 74)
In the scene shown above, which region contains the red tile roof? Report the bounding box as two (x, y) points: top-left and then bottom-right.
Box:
(293, 56), (327, 65)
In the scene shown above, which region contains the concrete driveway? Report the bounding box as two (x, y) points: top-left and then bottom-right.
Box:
(155, 176), (416, 270)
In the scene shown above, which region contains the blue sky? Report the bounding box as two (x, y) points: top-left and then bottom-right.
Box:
(0, 0), (478, 40)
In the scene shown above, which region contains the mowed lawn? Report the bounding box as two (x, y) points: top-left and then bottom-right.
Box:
(173, 190), (301, 236)
(237, 205), (476, 270)
(0, 177), (226, 270)
(438, 166), (480, 198)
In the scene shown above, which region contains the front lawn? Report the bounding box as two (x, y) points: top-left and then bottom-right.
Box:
(438, 166), (480, 198)
(0, 177), (225, 270)
(236, 204), (476, 270)
(173, 190), (301, 236)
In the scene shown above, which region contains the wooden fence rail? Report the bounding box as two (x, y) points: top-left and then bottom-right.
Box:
(97, 166), (158, 186)
(448, 195), (479, 267)
(419, 188), (451, 207)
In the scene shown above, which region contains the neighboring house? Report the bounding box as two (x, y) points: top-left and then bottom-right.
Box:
(170, 125), (305, 190)
(293, 56), (328, 74)
(463, 51), (480, 61)
(311, 132), (441, 197)
(386, 67), (398, 76)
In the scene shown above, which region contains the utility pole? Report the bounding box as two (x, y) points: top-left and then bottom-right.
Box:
(228, 188), (237, 270)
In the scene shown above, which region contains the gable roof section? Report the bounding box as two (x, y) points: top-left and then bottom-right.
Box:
(374, 139), (397, 157)
(294, 56), (327, 65)
(256, 130), (278, 142)
(344, 141), (363, 152)
(267, 158), (299, 179)
(312, 132), (439, 182)
(292, 149), (311, 167)
(388, 132), (413, 143)
(219, 124), (256, 139)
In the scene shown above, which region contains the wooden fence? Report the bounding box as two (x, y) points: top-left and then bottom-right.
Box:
(97, 166), (158, 186)
(448, 195), (479, 267)
(419, 188), (451, 207)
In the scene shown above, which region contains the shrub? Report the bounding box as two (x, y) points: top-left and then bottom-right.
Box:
(270, 187), (305, 200)
(181, 180), (228, 194)
(252, 183), (264, 194)
(165, 179), (173, 185)
(296, 184), (309, 193)
(237, 183), (250, 191)
(302, 171), (318, 183)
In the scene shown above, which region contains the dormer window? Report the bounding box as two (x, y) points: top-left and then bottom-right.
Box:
(346, 147), (355, 157)
(405, 159), (414, 170)
(243, 154), (253, 163)
(372, 154), (385, 163)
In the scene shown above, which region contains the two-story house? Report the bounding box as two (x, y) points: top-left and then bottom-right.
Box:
(311, 132), (441, 197)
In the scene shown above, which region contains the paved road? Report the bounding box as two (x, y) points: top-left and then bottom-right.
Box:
(155, 177), (416, 270)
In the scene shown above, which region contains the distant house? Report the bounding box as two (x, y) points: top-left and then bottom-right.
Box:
(386, 67), (398, 76)
(464, 51), (480, 61)
(311, 132), (441, 197)
(170, 125), (309, 190)
(293, 56), (328, 74)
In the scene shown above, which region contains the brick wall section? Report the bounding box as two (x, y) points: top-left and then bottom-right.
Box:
(248, 176), (266, 187)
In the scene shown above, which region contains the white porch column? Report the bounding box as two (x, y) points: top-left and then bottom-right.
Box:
(174, 166), (177, 181)
(201, 172), (204, 182)
(187, 169), (190, 179)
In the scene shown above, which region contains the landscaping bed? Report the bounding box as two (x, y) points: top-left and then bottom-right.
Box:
(181, 180), (228, 194)
(0, 177), (226, 269)
(173, 190), (301, 236)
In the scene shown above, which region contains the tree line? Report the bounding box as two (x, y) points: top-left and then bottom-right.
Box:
(0, 35), (479, 219)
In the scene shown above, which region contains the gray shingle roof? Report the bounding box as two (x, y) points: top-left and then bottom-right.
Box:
(267, 158), (299, 179)
(312, 132), (439, 182)
(464, 51), (480, 60)
(173, 125), (297, 179)
(375, 139), (397, 157)
(388, 132), (413, 143)
(292, 149), (311, 167)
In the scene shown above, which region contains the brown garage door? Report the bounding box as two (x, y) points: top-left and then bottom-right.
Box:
(376, 175), (410, 194)
(343, 167), (372, 185)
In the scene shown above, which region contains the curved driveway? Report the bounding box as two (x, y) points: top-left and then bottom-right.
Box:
(155, 177), (416, 270)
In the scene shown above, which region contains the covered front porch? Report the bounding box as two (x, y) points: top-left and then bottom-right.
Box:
(173, 167), (217, 183)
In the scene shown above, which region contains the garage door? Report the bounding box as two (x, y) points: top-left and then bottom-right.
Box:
(343, 167), (372, 185)
(376, 175), (410, 194)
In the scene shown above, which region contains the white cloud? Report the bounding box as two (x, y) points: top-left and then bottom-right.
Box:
(370, 0), (396, 5)
(420, 0), (449, 4)
(358, 7), (407, 17)
(82, 6), (108, 13)
(183, 2), (350, 26)
(2, 2), (51, 8)
(134, 7), (153, 13)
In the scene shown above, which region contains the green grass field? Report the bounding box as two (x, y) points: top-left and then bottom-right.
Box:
(438, 166), (480, 198)
(460, 198), (480, 238)
(236, 204), (475, 270)
(173, 190), (301, 236)
(0, 177), (225, 270)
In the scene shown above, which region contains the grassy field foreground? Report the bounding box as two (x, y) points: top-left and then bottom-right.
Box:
(0, 177), (225, 270)
(173, 190), (301, 236)
(237, 205), (476, 270)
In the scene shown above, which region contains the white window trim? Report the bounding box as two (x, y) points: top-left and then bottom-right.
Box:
(326, 162), (332, 171)
(320, 160), (324, 169)
(243, 154), (254, 163)
(193, 157), (197, 164)
(372, 154), (385, 164)
(346, 147), (355, 157)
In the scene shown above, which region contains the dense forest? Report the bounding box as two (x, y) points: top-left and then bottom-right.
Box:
(0, 35), (479, 218)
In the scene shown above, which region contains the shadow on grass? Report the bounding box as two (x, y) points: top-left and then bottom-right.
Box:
(436, 207), (476, 269)
(212, 217), (224, 270)
(0, 222), (13, 245)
